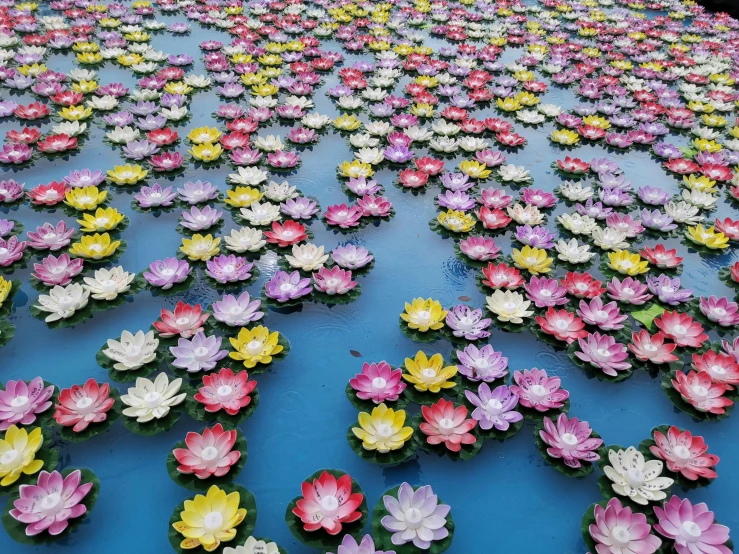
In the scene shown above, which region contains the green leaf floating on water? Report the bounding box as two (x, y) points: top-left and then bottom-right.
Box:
(631, 304), (665, 332)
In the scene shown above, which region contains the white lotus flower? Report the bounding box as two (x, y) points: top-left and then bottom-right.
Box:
(432, 120), (460, 136)
(184, 74), (211, 88)
(223, 537), (280, 554)
(362, 87), (387, 101)
(101, 48), (126, 60)
(558, 213), (598, 235)
(337, 95), (364, 110)
(691, 126), (721, 140)
(224, 227), (266, 253)
(285, 243), (329, 271)
(161, 105), (188, 121)
(34, 283), (90, 323)
(228, 167), (268, 186)
(132, 62), (159, 74)
(516, 109), (546, 125)
(83, 267), (136, 301)
(603, 446), (673, 505)
(349, 133), (380, 148)
(435, 73), (457, 85)
(507, 204), (544, 225)
(263, 180), (298, 202)
(542, 64), (564, 74)
(0, 35), (19, 47)
(591, 227), (630, 250)
(121, 373), (186, 423)
(498, 165), (532, 183)
(250, 95), (277, 108)
(104, 330), (159, 371)
(69, 68), (96, 82)
(365, 121), (393, 137)
(106, 126), (140, 144)
(52, 121), (87, 137)
(458, 136), (489, 152)
(429, 137), (458, 153)
(681, 189), (717, 209)
(538, 103), (562, 117)
(254, 135), (284, 152)
(724, 138), (739, 151)
(555, 238), (595, 264)
(142, 50), (167, 62)
(285, 95), (313, 109)
(404, 126), (433, 142)
(377, 68), (402, 80)
(559, 181), (594, 201)
(239, 202), (282, 226)
(301, 113), (330, 129)
(355, 147), (385, 165)
(143, 20), (167, 30)
(87, 95), (118, 111)
(486, 290), (533, 324)
(131, 89), (161, 102)
(665, 200), (704, 225)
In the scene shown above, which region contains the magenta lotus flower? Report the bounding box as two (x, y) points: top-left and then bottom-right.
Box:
(135, 183), (176, 207)
(205, 255), (253, 284)
(0, 235), (26, 266)
(10, 470), (93, 536)
(459, 235), (500, 261)
(465, 383), (522, 431)
(144, 257), (191, 289)
(0, 179), (25, 202)
(150, 151), (185, 172)
(524, 275), (569, 308)
(699, 296), (739, 327)
(510, 368), (569, 412)
(32, 254), (84, 286)
(27, 221), (75, 251)
(520, 188), (556, 208)
(170, 331), (229, 373)
(649, 426), (718, 481)
(181, 205), (223, 232)
(539, 413), (602, 468)
(722, 338), (739, 363)
(324, 204), (363, 228)
(576, 332), (631, 377)
(349, 361), (406, 404)
(53, 379), (115, 432)
(265, 270), (312, 303)
(267, 150), (299, 168)
(0, 143), (33, 164)
(577, 296), (628, 331)
(456, 344), (507, 382)
(173, 423), (241, 479)
(229, 147), (262, 165)
(194, 368), (257, 416)
(478, 187), (512, 209)
(212, 292), (264, 327)
(654, 497), (730, 554)
(0, 377), (54, 430)
(444, 304), (492, 340)
(606, 277), (652, 305)
(313, 266), (357, 295)
(589, 497), (662, 554)
(357, 194), (392, 217)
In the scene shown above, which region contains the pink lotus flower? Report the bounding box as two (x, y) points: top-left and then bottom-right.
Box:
(459, 235), (500, 261)
(0, 377), (54, 430)
(577, 297), (627, 331)
(229, 147), (262, 165)
(575, 332), (631, 377)
(649, 426), (718, 481)
(699, 296), (739, 327)
(267, 150), (300, 168)
(481, 262), (523, 290)
(539, 413), (603, 468)
(150, 151), (185, 171)
(520, 188), (557, 208)
(714, 217), (739, 241)
(478, 187), (512, 209)
(53, 378), (115, 432)
(414, 156), (444, 175)
(0, 235), (27, 266)
(349, 361), (406, 404)
(524, 276), (569, 308)
(313, 266), (357, 295)
(654, 311), (708, 348)
(37, 133), (77, 153)
(607, 277), (652, 305)
(324, 204), (363, 228)
(292, 471), (364, 535)
(691, 351), (739, 388)
(535, 308), (588, 344)
(153, 302), (209, 338)
(589, 497), (662, 554)
(672, 371), (733, 415)
(357, 194), (392, 217)
(205, 255), (253, 284)
(264, 220), (307, 247)
(654, 497), (730, 554)
(10, 470), (93, 536)
(721, 337), (739, 363)
(420, 399), (477, 453)
(629, 330), (678, 364)
(0, 179), (25, 202)
(0, 143), (33, 164)
(510, 368), (569, 412)
(193, 368), (256, 416)
(172, 423), (241, 479)
(32, 254), (84, 286)
(27, 221), (75, 251)
(398, 168), (429, 188)
(639, 244), (683, 269)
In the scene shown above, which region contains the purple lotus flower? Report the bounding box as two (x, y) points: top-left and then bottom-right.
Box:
(575, 332), (631, 377)
(313, 266), (357, 295)
(211, 292), (263, 327)
(160, 93), (186, 108)
(181, 205), (223, 231)
(590, 498), (662, 554)
(515, 225), (555, 249)
(699, 296), (739, 327)
(456, 344), (508, 382)
(144, 257), (191, 289)
(380, 483), (450, 550)
(520, 188), (556, 209)
(328, 534), (394, 554)
(654, 496), (731, 554)
(383, 144), (414, 164)
(217, 83), (245, 98)
(437, 190), (475, 211)
(27, 221), (75, 251)
(346, 176), (382, 196)
(281, 197), (318, 219)
(465, 383), (522, 431)
(136, 114), (166, 131)
(349, 361), (406, 404)
(445, 305), (492, 340)
(459, 235), (500, 261)
(0, 219), (14, 238)
(440, 172), (474, 192)
(64, 169), (105, 188)
(577, 296), (628, 331)
(123, 139), (159, 160)
(638, 186), (671, 206)
(576, 200), (613, 220)
(177, 180), (219, 204)
(0, 377), (54, 430)
(104, 111), (134, 126)
(205, 255), (253, 284)
(370, 103), (394, 117)
(600, 187), (633, 207)
(647, 275), (693, 306)
(640, 209), (677, 232)
(0, 236), (26, 266)
(170, 331), (228, 373)
(607, 277), (653, 305)
(524, 275), (569, 308)
(0, 180), (24, 203)
(540, 412), (602, 468)
(589, 158), (620, 175)
(606, 214), (643, 237)
(135, 183), (176, 208)
(215, 104), (243, 119)
(0, 100), (18, 117)
(130, 101), (157, 116)
(653, 142), (683, 159)
(32, 254), (84, 287)
(264, 270), (312, 302)
(331, 244), (373, 270)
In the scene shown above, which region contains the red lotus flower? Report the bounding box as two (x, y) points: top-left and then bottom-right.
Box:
(639, 244), (683, 269)
(536, 308), (588, 344)
(468, 87), (493, 102)
(292, 471), (364, 535)
(226, 118), (259, 133)
(700, 164), (732, 182)
(28, 181), (67, 205)
(440, 106), (467, 121)
(477, 206), (511, 230)
(173, 423), (241, 479)
(150, 151), (185, 172)
(147, 127), (179, 146)
(158, 66), (184, 81)
(557, 156), (589, 174)
(577, 125), (606, 140)
(524, 81), (547, 93)
(560, 272), (605, 299)
(154, 302), (209, 338)
(629, 330), (678, 364)
(714, 217), (739, 240)
(672, 370), (733, 415)
(6, 127), (41, 144)
(420, 399), (477, 452)
(414, 156), (444, 175)
(481, 262), (523, 290)
(263, 220), (307, 247)
(731, 261), (739, 284)
(220, 132), (250, 150)
(649, 426), (719, 481)
(692, 350), (739, 388)
(664, 158), (701, 174)
(498, 132), (527, 147)
(37, 134), (77, 153)
(13, 102), (51, 120)
(53, 378), (115, 432)
(398, 169), (429, 189)
(193, 368), (257, 415)
(484, 118), (512, 133)
(654, 311), (708, 348)
(51, 90), (84, 106)
(457, 118), (486, 134)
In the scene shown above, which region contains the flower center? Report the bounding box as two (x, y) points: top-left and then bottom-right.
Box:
(610, 525), (632, 548)
(194, 346), (209, 357)
(416, 310), (430, 323)
(596, 348), (611, 358)
(0, 449), (19, 465)
(555, 319), (569, 330)
(405, 507), (424, 529)
(529, 384), (547, 399)
(161, 267), (175, 276)
(711, 365), (726, 376)
(372, 377), (387, 389)
(246, 340), (263, 355)
(625, 468), (645, 487)
(713, 307), (726, 317)
(673, 445), (691, 461)
(502, 301), (517, 313)
(421, 368), (437, 381)
(216, 385), (233, 400)
(672, 324), (686, 335)
(320, 495), (339, 515)
(561, 432), (578, 446)
(143, 391), (162, 408)
(43, 232), (57, 240)
(203, 511), (224, 532)
(486, 398), (503, 411)
(222, 264), (235, 274)
(75, 396), (94, 411)
(376, 423), (393, 438)
(691, 385), (708, 399)
(679, 521), (702, 542)
(438, 417), (455, 433)
(10, 395), (29, 409)
(200, 446), (219, 462)
(40, 493), (62, 513)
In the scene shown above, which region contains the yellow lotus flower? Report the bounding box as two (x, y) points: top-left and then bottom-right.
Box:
(693, 138), (722, 153)
(107, 164), (147, 186)
(685, 225), (729, 249)
(729, 126), (739, 139)
(400, 298), (446, 332)
(0, 276), (11, 308)
(225, 187), (263, 208)
(164, 81), (193, 95)
(230, 53), (253, 64)
(410, 103), (434, 117)
(337, 160), (373, 178)
(550, 128), (580, 145)
(99, 17), (120, 27)
(352, 404), (413, 453)
(0, 426), (44, 487)
(78, 207), (125, 232)
(60, 105), (93, 121)
(260, 67), (281, 79)
(257, 54), (282, 66)
(701, 114), (727, 128)
(117, 53), (143, 67)
(187, 126), (221, 144)
(687, 101), (714, 114)
(607, 250), (649, 275)
(229, 325), (283, 369)
(17, 63), (47, 76)
(582, 115), (611, 129)
(64, 186), (107, 211)
(123, 31), (150, 42)
(76, 52), (103, 65)
(69, 233), (120, 260)
(497, 97), (522, 112)
(251, 83), (279, 96)
(682, 175), (717, 193)
(402, 351), (457, 393)
(514, 71), (536, 83)
(71, 80), (98, 94)
(72, 43), (98, 55)
(516, 91), (539, 106)
(180, 234), (220, 261)
(333, 114), (362, 131)
(190, 143), (223, 162)
(240, 73), (265, 86)
(437, 210), (475, 233)
(458, 160), (491, 179)
(512, 245), (553, 275)
(172, 485), (246, 552)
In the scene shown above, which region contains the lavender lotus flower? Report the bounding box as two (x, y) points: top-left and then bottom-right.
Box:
(0, 219), (14, 238)
(0, 143), (33, 164)
(647, 275), (693, 306)
(575, 332), (631, 377)
(383, 144), (414, 164)
(160, 94), (186, 108)
(440, 172), (473, 192)
(600, 187), (633, 207)
(653, 142), (683, 159)
(456, 344), (508, 382)
(123, 139), (159, 160)
(539, 413), (603, 468)
(638, 186), (671, 206)
(437, 191), (475, 211)
(346, 176), (382, 196)
(170, 331), (228, 373)
(211, 292), (263, 327)
(445, 305), (492, 340)
(331, 245), (373, 270)
(0, 100), (18, 117)
(589, 158), (620, 174)
(516, 225), (555, 249)
(607, 277), (653, 305)
(640, 209), (677, 232)
(205, 255), (253, 284)
(370, 103), (394, 117)
(104, 111), (134, 126)
(465, 383), (522, 431)
(129, 101), (158, 116)
(180, 206), (222, 231)
(381, 483), (450, 550)
(264, 270), (312, 302)
(64, 169), (105, 188)
(135, 183), (176, 208)
(32, 254), (84, 287)
(577, 297), (628, 331)
(27, 221), (75, 251)
(576, 200), (613, 220)
(136, 114), (166, 131)
(281, 197), (318, 219)
(177, 181), (219, 204)
(524, 275), (569, 308)
(143, 258), (191, 289)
